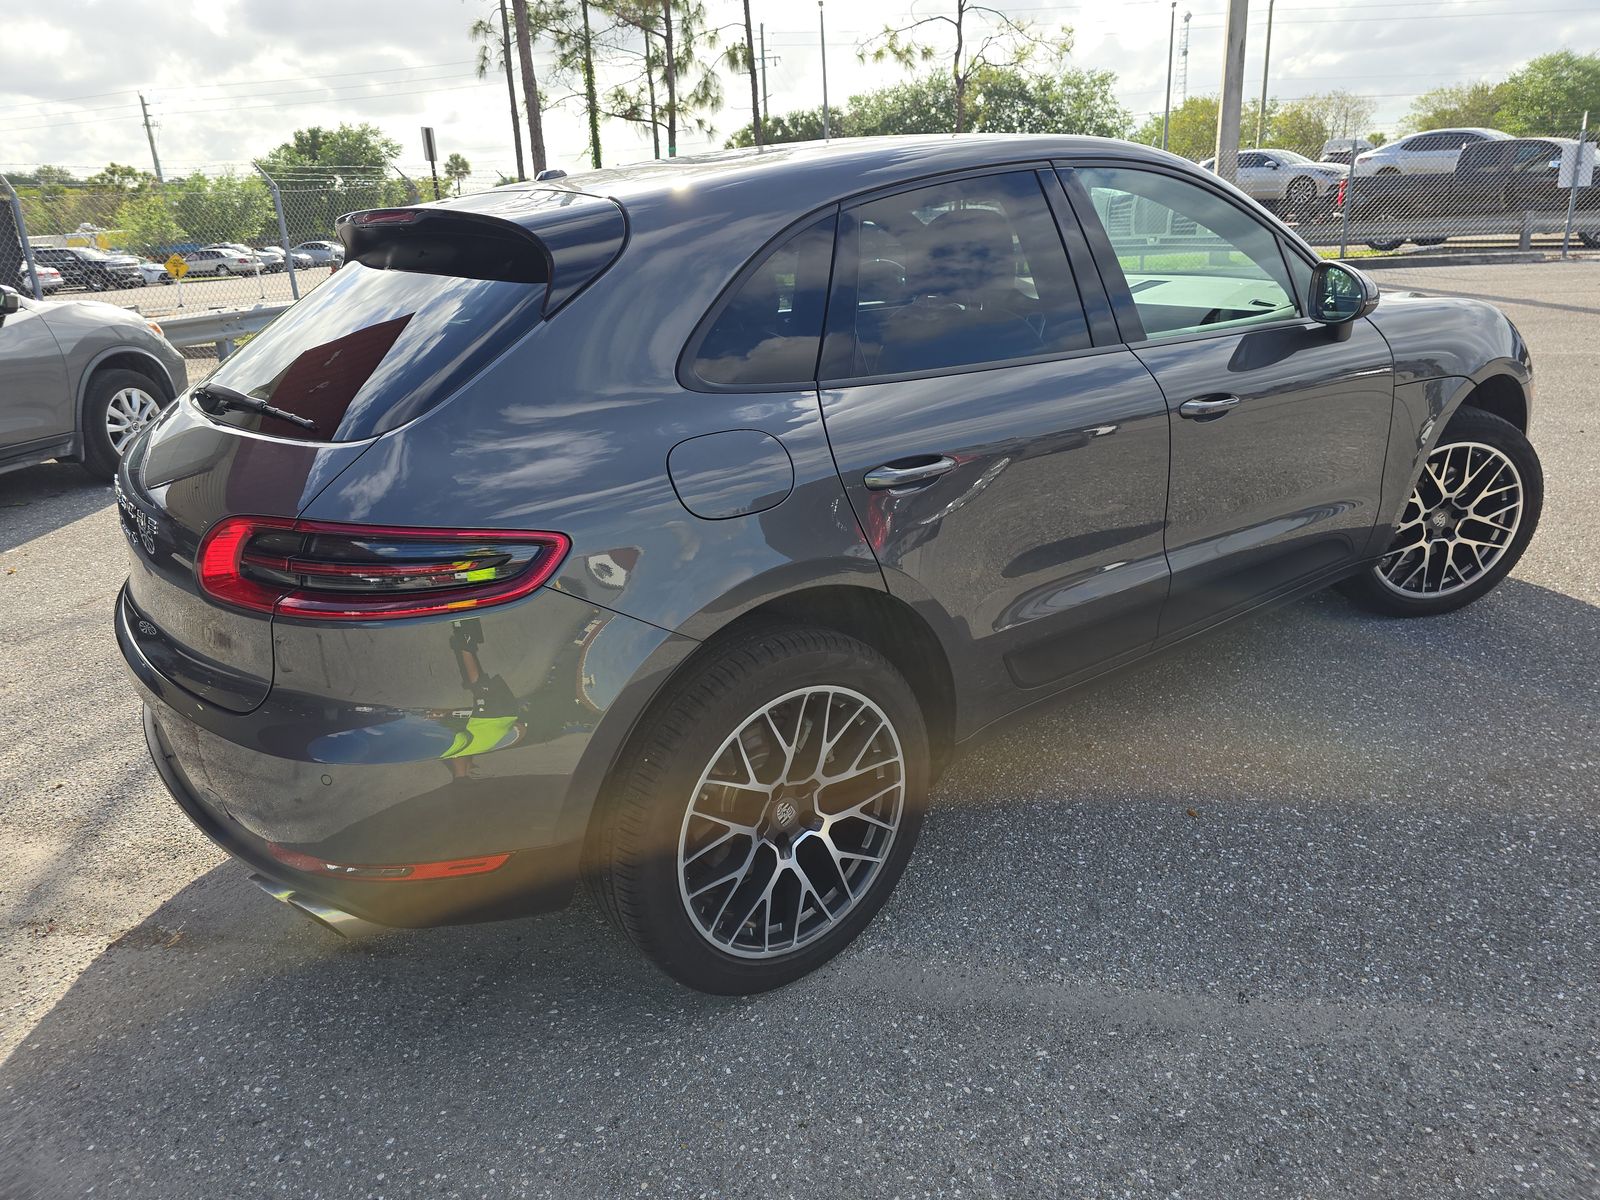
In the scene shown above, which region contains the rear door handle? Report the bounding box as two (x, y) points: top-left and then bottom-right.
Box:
(863, 456), (958, 490)
(1178, 395), (1242, 420)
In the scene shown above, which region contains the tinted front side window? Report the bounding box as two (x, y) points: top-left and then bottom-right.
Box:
(690, 213), (836, 388)
(830, 170), (1089, 379)
(199, 261), (544, 441)
(1076, 165), (1298, 341)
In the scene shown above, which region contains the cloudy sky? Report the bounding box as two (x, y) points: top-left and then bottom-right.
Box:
(3, 0), (1598, 181)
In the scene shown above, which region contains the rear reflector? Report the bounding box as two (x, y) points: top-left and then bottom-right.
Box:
(267, 843), (511, 881)
(196, 517), (569, 620)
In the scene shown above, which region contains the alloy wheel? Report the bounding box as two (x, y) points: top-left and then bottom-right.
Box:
(1376, 440), (1523, 597)
(677, 686), (905, 959)
(105, 386), (161, 454)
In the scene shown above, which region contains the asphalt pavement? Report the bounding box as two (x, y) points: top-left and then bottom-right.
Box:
(1, 260), (1597, 1198)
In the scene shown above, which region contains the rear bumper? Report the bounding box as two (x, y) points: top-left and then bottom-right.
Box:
(143, 704), (583, 926)
(119, 581), (695, 929)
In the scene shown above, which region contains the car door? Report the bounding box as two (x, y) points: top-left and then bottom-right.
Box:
(1060, 161), (1394, 641)
(1506, 140), (1564, 212)
(816, 167), (1172, 709)
(1235, 153), (1272, 201)
(0, 297), (73, 450)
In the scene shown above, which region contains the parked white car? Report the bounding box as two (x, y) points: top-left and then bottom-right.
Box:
(292, 240), (343, 266)
(136, 261), (174, 286)
(17, 264), (65, 293)
(184, 248), (260, 276)
(1199, 149), (1347, 206)
(1353, 128), (1511, 176)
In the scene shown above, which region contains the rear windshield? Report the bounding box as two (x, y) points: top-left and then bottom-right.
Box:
(196, 261), (544, 442)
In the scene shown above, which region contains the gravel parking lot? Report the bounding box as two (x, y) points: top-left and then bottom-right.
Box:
(2, 259), (1597, 1199)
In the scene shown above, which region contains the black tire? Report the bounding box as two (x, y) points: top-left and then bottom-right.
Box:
(590, 623), (930, 994)
(1412, 236), (1448, 246)
(1579, 231), (1600, 249)
(1286, 176), (1317, 207)
(1340, 407), (1542, 617)
(1366, 239), (1405, 251)
(81, 368), (171, 480)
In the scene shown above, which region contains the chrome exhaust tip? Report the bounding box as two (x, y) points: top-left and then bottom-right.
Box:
(250, 874), (386, 939)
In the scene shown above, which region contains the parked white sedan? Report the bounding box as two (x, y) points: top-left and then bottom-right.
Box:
(1353, 128), (1511, 176)
(1200, 149), (1347, 207)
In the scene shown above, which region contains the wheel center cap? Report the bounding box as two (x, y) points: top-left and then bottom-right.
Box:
(774, 800), (799, 829)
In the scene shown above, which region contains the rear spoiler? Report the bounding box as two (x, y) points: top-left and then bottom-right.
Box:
(336, 187), (626, 317)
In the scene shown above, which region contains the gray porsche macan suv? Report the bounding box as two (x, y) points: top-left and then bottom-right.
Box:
(115, 136), (1542, 993)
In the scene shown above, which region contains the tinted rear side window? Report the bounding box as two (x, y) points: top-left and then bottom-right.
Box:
(197, 260), (545, 441)
(826, 170), (1090, 380)
(689, 213), (836, 388)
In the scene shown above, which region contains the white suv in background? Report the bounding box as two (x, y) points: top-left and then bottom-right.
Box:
(1353, 128), (1511, 176)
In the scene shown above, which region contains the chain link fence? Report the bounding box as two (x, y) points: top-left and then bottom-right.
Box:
(1, 165), (507, 321)
(1195, 120), (1598, 256)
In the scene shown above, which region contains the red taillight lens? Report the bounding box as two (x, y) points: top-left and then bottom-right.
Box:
(1336, 178), (1347, 206)
(196, 517), (570, 620)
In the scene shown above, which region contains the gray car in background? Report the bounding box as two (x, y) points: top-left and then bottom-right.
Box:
(0, 285), (184, 478)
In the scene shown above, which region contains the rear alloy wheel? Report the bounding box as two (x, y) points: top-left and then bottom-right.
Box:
(82, 368), (170, 479)
(592, 624), (929, 994)
(1341, 408), (1542, 616)
(1285, 176), (1317, 207)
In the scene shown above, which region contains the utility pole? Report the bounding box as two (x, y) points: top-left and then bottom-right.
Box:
(1255, 0), (1275, 148)
(498, 0), (526, 180)
(1162, 3), (1176, 151)
(819, 1), (831, 139)
(759, 23), (780, 125)
(138, 93), (164, 184)
(1178, 12), (1192, 104)
(644, 30), (661, 159)
(1214, 0), (1248, 182)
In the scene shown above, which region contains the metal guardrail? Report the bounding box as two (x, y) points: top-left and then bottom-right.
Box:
(157, 303), (288, 358)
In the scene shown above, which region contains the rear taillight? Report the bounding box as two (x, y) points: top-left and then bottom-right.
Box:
(196, 516), (569, 620)
(266, 842), (511, 881)
(1336, 178), (1347, 205)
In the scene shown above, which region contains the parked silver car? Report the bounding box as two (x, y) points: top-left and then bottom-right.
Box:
(0, 285), (185, 479)
(184, 248), (259, 277)
(1354, 128), (1512, 176)
(1200, 149), (1347, 206)
(291, 240), (343, 266)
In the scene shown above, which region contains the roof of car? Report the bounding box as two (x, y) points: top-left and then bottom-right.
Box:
(447, 134), (1193, 228)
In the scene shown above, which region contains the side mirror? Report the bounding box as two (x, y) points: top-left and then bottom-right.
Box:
(1309, 260), (1379, 327)
(0, 285), (18, 324)
(1266, 159), (1280, 170)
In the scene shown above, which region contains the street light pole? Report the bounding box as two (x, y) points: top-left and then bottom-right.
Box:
(819, 1), (831, 139)
(1162, 2), (1176, 151)
(1255, 0), (1275, 148)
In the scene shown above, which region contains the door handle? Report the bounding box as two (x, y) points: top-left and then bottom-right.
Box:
(863, 456), (958, 490)
(1178, 395), (1241, 420)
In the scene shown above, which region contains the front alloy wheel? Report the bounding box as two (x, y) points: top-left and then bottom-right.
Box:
(593, 624), (929, 994)
(1342, 407), (1542, 617)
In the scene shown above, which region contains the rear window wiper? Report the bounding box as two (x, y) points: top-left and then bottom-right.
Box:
(194, 383), (318, 432)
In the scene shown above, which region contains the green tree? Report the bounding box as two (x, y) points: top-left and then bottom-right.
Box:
(971, 63), (1129, 136)
(727, 64), (1128, 148)
(258, 124), (406, 240)
(1263, 92), (1374, 157)
(1405, 81), (1512, 133)
(860, 0), (1066, 134)
(172, 172), (276, 245)
(86, 162), (155, 194)
(113, 191), (185, 257)
(601, 0), (723, 156)
(1133, 94), (1220, 160)
(1497, 50), (1600, 135)
(444, 152), (473, 195)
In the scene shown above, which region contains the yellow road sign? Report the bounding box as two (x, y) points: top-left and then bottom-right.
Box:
(164, 254), (189, 279)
